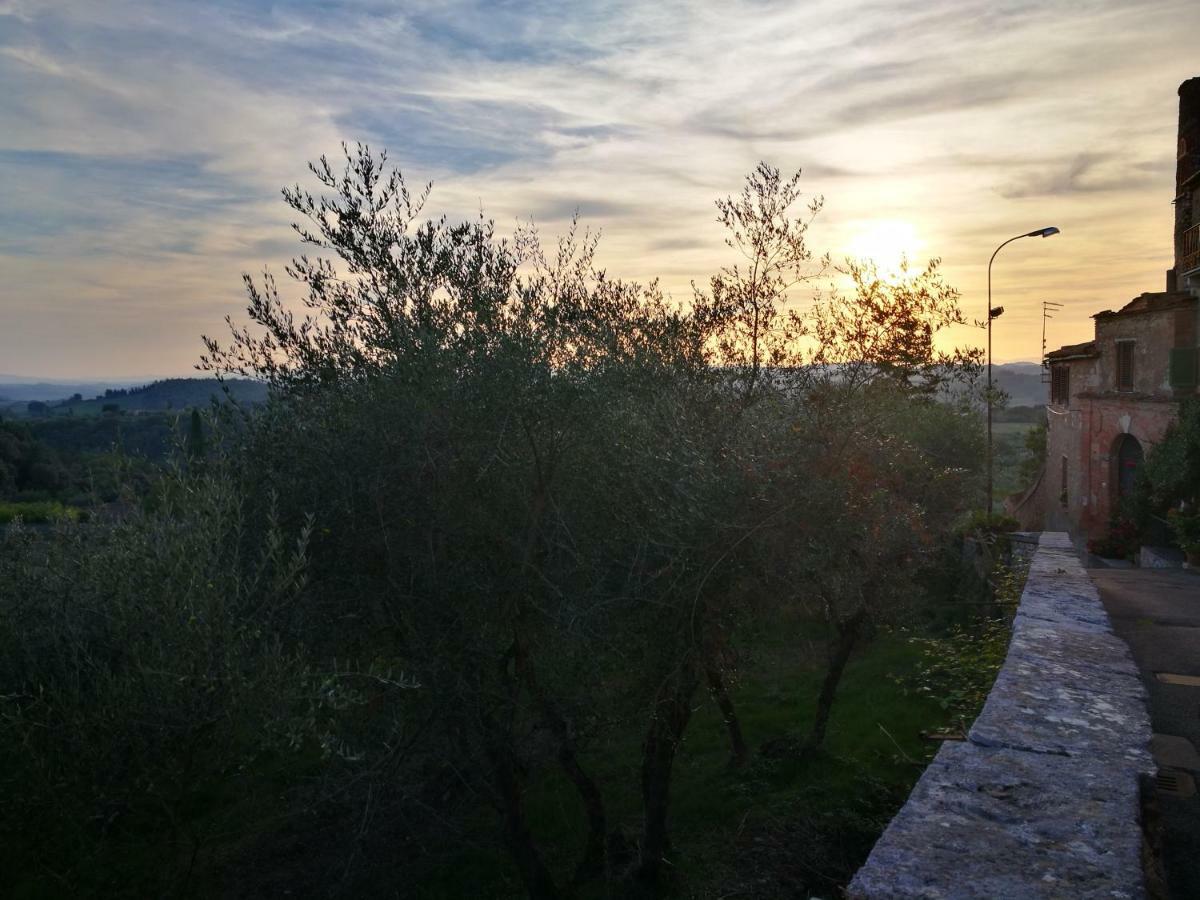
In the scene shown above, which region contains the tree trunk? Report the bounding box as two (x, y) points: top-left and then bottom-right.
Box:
(483, 723), (560, 900)
(803, 609), (866, 754)
(706, 663), (748, 768)
(514, 640), (608, 885)
(636, 661), (700, 888)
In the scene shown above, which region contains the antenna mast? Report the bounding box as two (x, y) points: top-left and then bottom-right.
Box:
(1041, 301), (1063, 382)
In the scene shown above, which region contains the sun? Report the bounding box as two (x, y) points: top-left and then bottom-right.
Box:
(844, 220), (924, 275)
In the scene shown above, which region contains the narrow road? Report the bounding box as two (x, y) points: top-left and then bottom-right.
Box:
(1091, 567), (1200, 899)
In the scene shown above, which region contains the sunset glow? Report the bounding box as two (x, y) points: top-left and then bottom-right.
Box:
(844, 221), (924, 275)
(1, 1), (1198, 376)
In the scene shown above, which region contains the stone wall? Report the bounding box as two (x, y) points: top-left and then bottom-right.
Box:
(848, 532), (1153, 899)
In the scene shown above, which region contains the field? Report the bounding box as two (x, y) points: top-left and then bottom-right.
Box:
(992, 420), (1041, 500)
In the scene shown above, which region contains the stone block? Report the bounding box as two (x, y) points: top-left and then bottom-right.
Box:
(847, 742), (1146, 899)
(848, 533), (1152, 898)
(1139, 546), (1184, 569)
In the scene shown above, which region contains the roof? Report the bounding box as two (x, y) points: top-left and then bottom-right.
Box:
(1046, 340), (1098, 361)
(1092, 291), (1196, 321)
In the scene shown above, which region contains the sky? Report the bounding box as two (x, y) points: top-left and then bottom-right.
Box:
(1, 0), (1198, 379)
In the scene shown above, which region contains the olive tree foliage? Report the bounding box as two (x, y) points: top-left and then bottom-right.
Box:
(198, 145), (983, 897)
(809, 258), (983, 394)
(694, 162), (827, 404)
(689, 174), (983, 760)
(202, 144), (727, 897)
(0, 465), (325, 897)
(750, 253), (984, 754)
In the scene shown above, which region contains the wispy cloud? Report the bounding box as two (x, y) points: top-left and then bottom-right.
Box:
(0, 0), (1197, 376)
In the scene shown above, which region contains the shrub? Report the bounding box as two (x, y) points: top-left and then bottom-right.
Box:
(1129, 399), (1200, 542)
(0, 469), (321, 897)
(1167, 508), (1200, 560)
(0, 499), (79, 524)
(1087, 517), (1140, 560)
(899, 557), (1027, 732)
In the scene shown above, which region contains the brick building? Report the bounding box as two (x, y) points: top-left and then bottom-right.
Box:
(1022, 77), (1200, 540)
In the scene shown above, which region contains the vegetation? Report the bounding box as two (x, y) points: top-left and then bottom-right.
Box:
(0, 418), (70, 496)
(993, 403), (1046, 424)
(1130, 398), (1200, 559)
(10, 377), (268, 418)
(1, 468), (323, 897)
(0, 414), (174, 512)
(0, 499), (81, 524)
(0, 147), (1013, 898)
(899, 555), (1027, 735)
(991, 417), (1045, 499)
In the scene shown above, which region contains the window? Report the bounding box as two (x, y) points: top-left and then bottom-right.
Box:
(1050, 365), (1070, 405)
(1116, 340), (1135, 392)
(1170, 347), (1199, 388)
(1060, 456), (1068, 507)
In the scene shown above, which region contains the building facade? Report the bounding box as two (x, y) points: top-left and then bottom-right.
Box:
(1028, 78), (1200, 540)
(1172, 77), (1200, 294)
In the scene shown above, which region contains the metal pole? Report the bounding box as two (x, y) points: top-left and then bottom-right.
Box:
(986, 234), (1025, 516)
(987, 257), (994, 516)
(985, 228), (1059, 516)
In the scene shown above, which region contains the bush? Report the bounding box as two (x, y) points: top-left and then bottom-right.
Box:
(1087, 517), (1140, 560)
(0, 469), (323, 897)
(899, 557), (1027, 732)
(0, 499), (79, 524)
(958, 510), (1020, 538)
(1167, 508), (1200, 560)
(1130, 399), (1200, 543)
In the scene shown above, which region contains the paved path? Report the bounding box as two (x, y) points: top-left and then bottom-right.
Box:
(1091, 567), (1200, 899)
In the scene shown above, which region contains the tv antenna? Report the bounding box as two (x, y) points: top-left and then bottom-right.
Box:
(1041, 301), (1063, 382)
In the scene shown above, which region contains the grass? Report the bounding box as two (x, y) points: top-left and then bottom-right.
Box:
(406, 626), (948, 899)
(0, 500), (81, 524)
(659, 634), (941, 897)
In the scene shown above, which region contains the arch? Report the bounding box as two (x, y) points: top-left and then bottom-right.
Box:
(1113, 433), (1144, 500)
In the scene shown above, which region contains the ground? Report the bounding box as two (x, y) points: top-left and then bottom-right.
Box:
(1092, 567), (1200, 899)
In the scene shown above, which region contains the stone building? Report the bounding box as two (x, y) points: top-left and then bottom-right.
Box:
(1017, 78), (1200, 540)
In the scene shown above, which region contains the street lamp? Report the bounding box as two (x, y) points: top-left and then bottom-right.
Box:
(987, 226), (1060, 515)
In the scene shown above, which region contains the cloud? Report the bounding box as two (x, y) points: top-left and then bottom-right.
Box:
(1, 0), (1198, 376)
(998, 152), (1162, 199)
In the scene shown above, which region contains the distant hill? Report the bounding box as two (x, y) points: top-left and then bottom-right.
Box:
(7, 378), (268, 417)
(992, 363), (1048, 407)
(0, 378), (144, 404)
(5, 368), (1042, 416)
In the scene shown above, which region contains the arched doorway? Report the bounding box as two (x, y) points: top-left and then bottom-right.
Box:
(1115, 433), (1144, 499)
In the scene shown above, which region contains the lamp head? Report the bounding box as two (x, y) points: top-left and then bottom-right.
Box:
(1026, 226), (1060, 238)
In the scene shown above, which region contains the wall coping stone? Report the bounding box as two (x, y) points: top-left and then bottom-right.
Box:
(847, 532), (1153, 899)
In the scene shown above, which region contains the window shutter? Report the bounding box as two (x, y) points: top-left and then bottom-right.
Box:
(1169, 347), (1198, 388)
(1116, 342), (1134, 391)
(1050, 365), (1070, 405)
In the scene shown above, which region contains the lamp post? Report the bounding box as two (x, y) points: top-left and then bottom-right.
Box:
(987, 226), (1060, 515)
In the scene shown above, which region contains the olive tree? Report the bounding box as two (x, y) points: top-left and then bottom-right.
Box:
(199, 146), (985, 897)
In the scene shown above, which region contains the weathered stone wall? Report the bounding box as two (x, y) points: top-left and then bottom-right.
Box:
(848, 532), (1153, 899)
